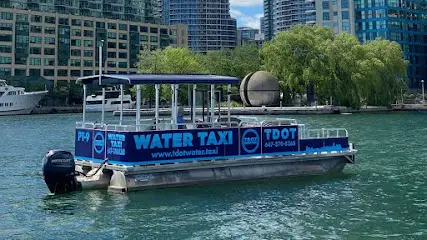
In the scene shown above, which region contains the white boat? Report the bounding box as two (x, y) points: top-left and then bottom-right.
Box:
(0, 80), (48, 116)
(85, 88), (134, 112)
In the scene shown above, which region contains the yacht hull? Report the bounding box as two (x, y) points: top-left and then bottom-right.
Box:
(0, 91), (47, 116)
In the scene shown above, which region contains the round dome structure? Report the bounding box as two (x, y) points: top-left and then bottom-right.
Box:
(239, 71), (280, 107)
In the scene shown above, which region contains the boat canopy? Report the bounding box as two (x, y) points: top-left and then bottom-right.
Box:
(76, 74), (240, 85)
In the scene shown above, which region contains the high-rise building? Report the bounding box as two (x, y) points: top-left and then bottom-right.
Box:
(355, 0), (427, 89)
(263, 0), (316, 40)
(0, 0), (159, 23)
(316, 0), (355, 35)
(260, 17), (265, 34)
(162, 0), (237, 53)
(263, 0), (354, 40)
(0, 7), (188, 83)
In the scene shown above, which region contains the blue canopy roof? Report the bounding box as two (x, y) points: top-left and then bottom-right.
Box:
(76, 74), (240, 85)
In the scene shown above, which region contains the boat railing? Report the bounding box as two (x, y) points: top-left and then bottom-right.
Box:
(303, 128), (348, 139)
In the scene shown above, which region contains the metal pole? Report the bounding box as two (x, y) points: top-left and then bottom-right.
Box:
(422, 80), (425, 104)
(82, 84), (87, 123)
(193, 85), (196, 124)
(227, 84), (231, 126)
(99, 40), (105, 123)
(171, 84), (175, 126)
(175, 84), (179, 128)
(210, 84), (214, 124)
(155, 84), (160, 130)
(136, 84), (141, 126)
(119, 84), (123, 125)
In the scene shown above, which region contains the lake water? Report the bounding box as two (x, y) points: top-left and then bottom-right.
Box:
(1, 112), (426, 239)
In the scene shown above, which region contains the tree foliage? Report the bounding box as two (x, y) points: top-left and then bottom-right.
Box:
(260, 24), (408, 108)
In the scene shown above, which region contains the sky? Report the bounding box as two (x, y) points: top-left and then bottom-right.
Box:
(229, 0), (263, 29)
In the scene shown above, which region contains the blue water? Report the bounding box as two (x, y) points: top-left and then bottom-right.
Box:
(1, 113), (427, 239)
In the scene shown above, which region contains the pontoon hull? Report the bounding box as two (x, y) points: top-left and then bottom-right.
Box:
(75, 151), (355, 192)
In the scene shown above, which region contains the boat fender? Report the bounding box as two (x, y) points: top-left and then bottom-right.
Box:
(42, 150), (80, 194)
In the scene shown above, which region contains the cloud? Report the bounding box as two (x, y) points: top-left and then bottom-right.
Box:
(230, 0), (263, 7)
(231, 9), (263, 29)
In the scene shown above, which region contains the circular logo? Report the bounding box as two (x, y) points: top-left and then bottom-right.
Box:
(93, 132), (105, 154)
(241, 129), (260, 154)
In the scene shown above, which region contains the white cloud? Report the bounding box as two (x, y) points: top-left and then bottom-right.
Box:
(231, 9), (263, 29)
(230, 9), (243, 18)
(230, 0), (263, 7)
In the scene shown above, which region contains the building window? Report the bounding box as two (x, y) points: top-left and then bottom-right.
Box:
(0, 23), (13, 31)
(84, 60), (93, 67)
(0, 34), (12, 42)
(15, 69), (26, 76)
(44, 37), (55, 45)
(45, 16), (56, 24)
(30, 36), (42, 44)
(118, 52), (127, 58)
(71, 70), (80, 77)
(322, 1), (329, 9)
(71, 39), (81, 47)
(140, 26), (148, 32)
(45, 27), (56, 35)
(84, 30), (93, 37)
(108, 32), (116, 39)
(83, 40), (93, 47)
(71, 59), (81, 66)
(160, 29), (168, 35)
(71, 29), (81, 36)
(108, 42), (117, 48)
(30, 15), (42, 23)
(130, 25), (138, 32)
(119, 24), (127, 31)
(83, 50), (93, 57)
(118, 43), (127, 49)
(0, 12), (13, 20)
(57, 69), (68, 76)
(342, 22), (350, 32)
(29, 69), (40, 76)
(323, 12), (330, 21)
(0, 57), (12, 64)
(150, 36), (158, 42)
(107, 61), (116, 67)
(83, 70), (92, 76)
(59, 18), (69, 25)
(119, 34), (127, 40)
(96, 22), (105, 28)
(71, 49), (81, 57)
(30, 25), (42, 33)
(150, 27), (158, 34)
(108, 52), (116, 58)
(72, 19), (81, 26)
(108, 23), (116, 30)
(43, 69), (54, 76)
(118, 62), (127, 68)
(44, 58), (55, 66)
(44, 48), (55, 55)
(30, 47), (41, 54)
(140, 35), (148, 41)
(0, 45), (12, 53)
(342, 0), (349, 8)
(342, 11), (349, 20)
(16, 14), (28, 22)
(84, 20), (93, 27)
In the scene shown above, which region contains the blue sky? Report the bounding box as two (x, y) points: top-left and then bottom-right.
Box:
(230, 0), (263, 29)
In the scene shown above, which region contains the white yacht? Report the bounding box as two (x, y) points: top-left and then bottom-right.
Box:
(0, 80), (48, 116)
(85, 88), (134, 112)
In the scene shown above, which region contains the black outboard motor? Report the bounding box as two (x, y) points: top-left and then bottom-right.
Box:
(42, 150), (80, 194)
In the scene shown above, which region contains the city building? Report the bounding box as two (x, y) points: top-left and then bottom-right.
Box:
(354, 0), (427, 89)
(162, 0), (237, 53)
(260, 17), (265, 34)
(0, 0), (159, 23)
(237, 27), (265, 47)
(263, 0), (355, 40)
(263, 0), (316, 40)
(0, 7), (188, 84)
(316, 0), (355, 35)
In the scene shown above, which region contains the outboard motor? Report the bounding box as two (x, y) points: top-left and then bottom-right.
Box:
(42, 150), (80, 194)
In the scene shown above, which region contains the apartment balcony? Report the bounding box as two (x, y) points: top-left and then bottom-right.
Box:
(305, 10), (316, 14)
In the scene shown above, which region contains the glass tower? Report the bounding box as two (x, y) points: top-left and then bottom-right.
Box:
(355, 0), (427, 89)
(163, 0), (237, 53)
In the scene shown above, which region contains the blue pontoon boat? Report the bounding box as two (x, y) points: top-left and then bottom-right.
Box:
(42, 74), (356, 194)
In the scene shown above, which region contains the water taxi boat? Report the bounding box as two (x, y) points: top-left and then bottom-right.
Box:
(42, 74), (356, 194)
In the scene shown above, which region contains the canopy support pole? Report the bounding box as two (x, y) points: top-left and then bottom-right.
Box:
(155, 84), (160, 130)
(171, 84), (175, 128)
(192, 85), (196, 124)
(119, 84), (123, 125)
(82, 84), (87, 123)
(227, 84), (231, 127)
(101, 87), (105, 124)
(210, 84), (214, 126)
(136, 85), (141, 126)
(174, 84), (179, 129)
